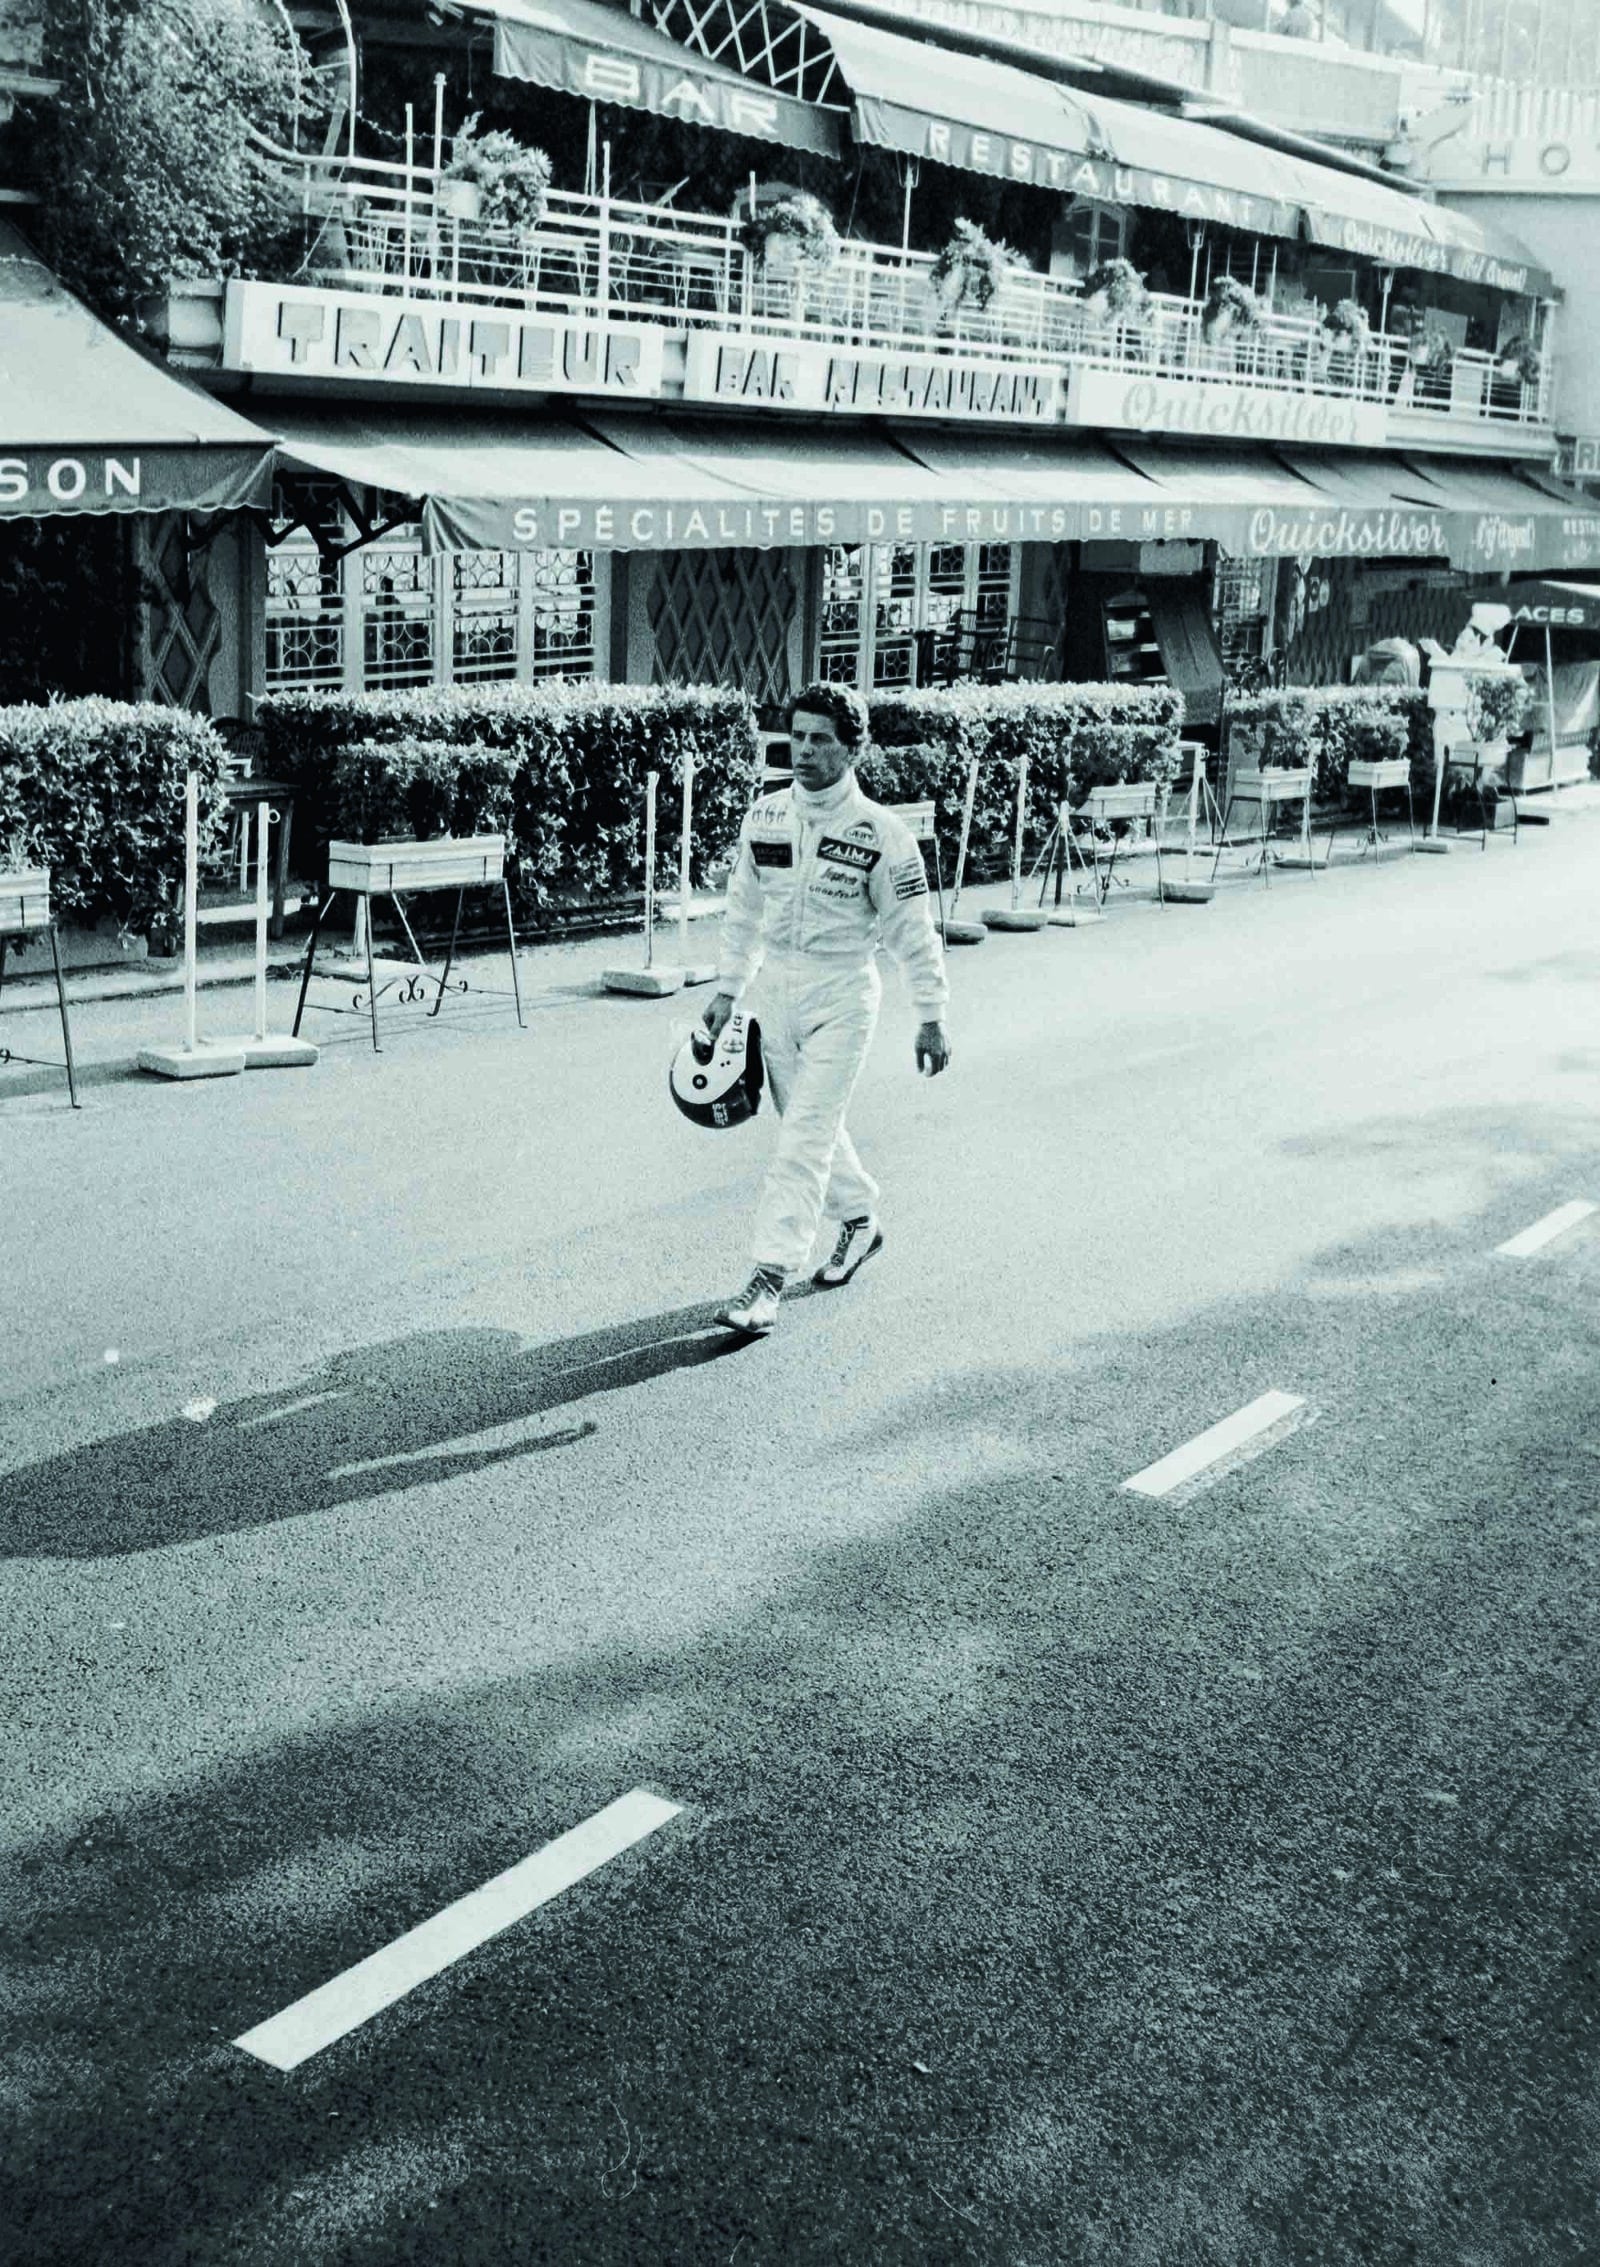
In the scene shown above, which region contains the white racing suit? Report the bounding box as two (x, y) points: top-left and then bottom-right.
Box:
(715, 769), (949, 1275)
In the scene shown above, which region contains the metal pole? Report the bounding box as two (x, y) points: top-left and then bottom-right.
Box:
(679, 753), (693, 967)
(253, 805), (271, 1043)
(949, 754), (979, 917)
(183, 768), (199, 1053)
(1545, 622), (1560, 785)
(432, 73), (445, 175)
(403, 104), (414, 287)
(643, 771), (658, 971)
(598, 139), (611, 321)
(1011, 752), (1028, 910)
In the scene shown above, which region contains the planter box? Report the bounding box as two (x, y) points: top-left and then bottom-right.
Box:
(0, 868), (49, 938)
(1231, 768), (1312, 805)
(1348, 758), (1412, 791)
(326, 837), (507, 895)
(1076, 781), (1162, 822)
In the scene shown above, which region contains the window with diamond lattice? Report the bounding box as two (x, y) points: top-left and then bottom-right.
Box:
(267, 542), (343, 692)
(818, 541), (1020, 689)
(364, 543), (434, 690)
(648, 549), (797, 707)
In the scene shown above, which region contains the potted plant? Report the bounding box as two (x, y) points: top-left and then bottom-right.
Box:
(440, 114), (551, 232)
(1201, 275), (1262, 343)
(1081, 257), (1148, 324)
(929, 217), (1020, 314)
(1327, 297), (1372, 354)
(1466, 669), (1530, 759)
(737, 188), (838, 275)
(1495, 333), (1542, 388)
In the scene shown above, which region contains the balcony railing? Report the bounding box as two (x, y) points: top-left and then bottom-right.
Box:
(282, 150), (1554, 438)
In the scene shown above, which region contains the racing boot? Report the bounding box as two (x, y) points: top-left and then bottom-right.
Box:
(717, 1263), (786, 1336)
(813, 1215), (884, 1289)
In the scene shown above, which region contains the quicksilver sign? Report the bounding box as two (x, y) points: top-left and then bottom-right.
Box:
(1072, 369), (1385, 449)
(1246, 506), (1449, 559)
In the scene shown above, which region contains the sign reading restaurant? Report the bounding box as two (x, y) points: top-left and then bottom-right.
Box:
(682, 336), (1061, 421)
(224, 282), (668, 398)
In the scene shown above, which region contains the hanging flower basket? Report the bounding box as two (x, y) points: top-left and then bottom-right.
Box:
(737, 190), (839, 273)
(1081, 258), (1149, 324)
(441, 114), (551, 235)
(1495, 334), (1542, 387)
(929, 217), (1020, 314)
(1201, 275), (1262, 342)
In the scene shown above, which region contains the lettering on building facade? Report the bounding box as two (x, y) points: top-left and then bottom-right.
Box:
(0, 454), (142, 510)
(682, 336), (1061, 420)
(224, 283), (668, 398)
(1072, 368), (1385, 448)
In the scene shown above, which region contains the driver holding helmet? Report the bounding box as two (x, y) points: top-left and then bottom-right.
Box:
(703, 684), (951, 1336)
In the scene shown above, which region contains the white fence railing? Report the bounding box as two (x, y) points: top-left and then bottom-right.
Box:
(285, 152), (1554, 433)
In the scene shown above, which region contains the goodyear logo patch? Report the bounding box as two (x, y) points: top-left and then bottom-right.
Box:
(819, 835), (880, 872)
(752, 838), (793, 868)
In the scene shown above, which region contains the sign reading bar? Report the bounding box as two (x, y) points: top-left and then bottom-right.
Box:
(1067, 367), (1386, 450)
(682, 334), (1062, 422)
(224, 283), (668, 400)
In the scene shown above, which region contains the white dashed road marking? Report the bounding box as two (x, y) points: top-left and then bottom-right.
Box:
(1495, 1200), (1596, 1258)
(1123, 1391), (1309, 1501)
(233, 1789), (682, 2073)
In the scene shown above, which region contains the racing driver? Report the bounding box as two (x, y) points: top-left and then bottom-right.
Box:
(703, 682), (951, 1336)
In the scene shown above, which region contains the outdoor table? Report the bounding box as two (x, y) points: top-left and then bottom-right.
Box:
(291, 836), (524, 1054)
(0, 868), (80, 1108)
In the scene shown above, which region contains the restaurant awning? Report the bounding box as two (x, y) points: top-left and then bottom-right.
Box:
(1464, 580), (1600, 634)
(0, 226), (274, 522)
(470, 0), (843, 159)
(1391, 457), (1600, 573)
(268, 405), (1557, 572)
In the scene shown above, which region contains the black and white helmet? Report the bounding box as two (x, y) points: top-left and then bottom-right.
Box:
(668, 1011), (765, 1129)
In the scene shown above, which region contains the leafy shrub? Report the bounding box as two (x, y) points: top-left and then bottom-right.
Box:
(930, 218), (1022, 312)
(0, 698), (229, 942)
(866, 682), (1182, 877)
(31, 0), (311, 321)
(1467, 671), (1531, 745)
(1203, 276), (1263, 332)
(1081, 259), (1149, 318)
(738, 189), (838, 272)
(1228, 686), (1416, 802)
(258, 682), (759, 917)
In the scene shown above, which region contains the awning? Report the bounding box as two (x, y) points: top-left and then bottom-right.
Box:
(0, 226), (274, 521)
(1465, 580), (1600, 634)
(270, 407), (1558, 572)
(1297, 169), (1552, 298)
(1393, 457), (1600, 573)
(472, 0), (842, 160)
(1076, 93), (1304, 241)
(791, 6), (1103, 195)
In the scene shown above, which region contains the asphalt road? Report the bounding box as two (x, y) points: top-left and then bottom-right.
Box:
(3, 823), (1598, 2266)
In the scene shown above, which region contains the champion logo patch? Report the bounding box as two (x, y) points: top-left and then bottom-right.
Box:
(818, 836), (880, 872)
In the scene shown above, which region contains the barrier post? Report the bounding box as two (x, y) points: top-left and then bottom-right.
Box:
(940, 754), (987, 945)
(603, 769), (686, 995)
(214, 801), (318, 1069)
(982, 750), (1047, 931)
(1162, 745), (1217, 904)
(136, 767), (246, 1081)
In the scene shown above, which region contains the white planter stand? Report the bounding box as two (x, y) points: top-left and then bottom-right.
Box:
(138, 769), (247, 1081)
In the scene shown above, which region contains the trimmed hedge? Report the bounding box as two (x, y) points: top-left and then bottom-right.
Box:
(257, 682), (760, 915)
(0, 699), (229, 942)
(864, 682), (1183, 876)
(1227, 686), (1426, 803)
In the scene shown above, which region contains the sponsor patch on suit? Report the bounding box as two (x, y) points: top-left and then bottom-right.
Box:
(891, 853), (928, 901)
(819, 835), (880, 872)
(752, 838), (793, 868)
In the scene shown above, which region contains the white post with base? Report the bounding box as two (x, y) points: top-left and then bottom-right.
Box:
(603, 771), (686, 996)
(215, 801), (318, 1068)
(983, 750), (1048, 931)
(1162, 744), (1217, 903)
(940, 754), (987, 944)
(136, 768), (246, 1081)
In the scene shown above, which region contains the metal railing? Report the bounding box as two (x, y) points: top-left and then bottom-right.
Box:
(284, 150), (1554, 433)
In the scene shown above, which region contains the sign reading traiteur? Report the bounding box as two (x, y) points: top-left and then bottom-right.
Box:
(223, 283), (667, 399)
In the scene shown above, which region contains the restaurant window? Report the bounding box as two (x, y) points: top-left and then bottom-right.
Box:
(817, 541), (1020, 688)
(265, 500), (601, 695)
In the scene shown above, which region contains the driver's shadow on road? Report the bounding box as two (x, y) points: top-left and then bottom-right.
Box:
(1, 1307), (748, 1559)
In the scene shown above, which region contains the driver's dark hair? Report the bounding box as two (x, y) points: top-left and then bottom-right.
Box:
(787, 681), (868, 752)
